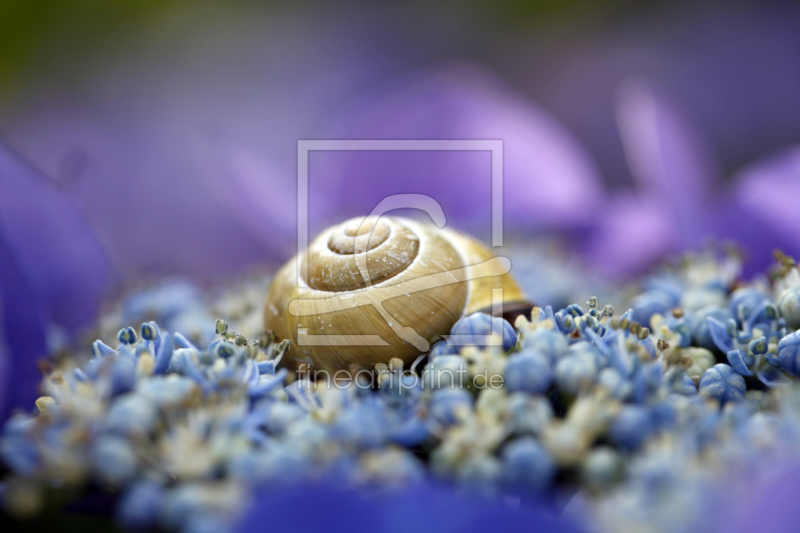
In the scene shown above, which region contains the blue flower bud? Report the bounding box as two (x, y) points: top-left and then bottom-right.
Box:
(609, 405), (652, 450)
(508, 395), (553, 436)
(778, 331), (800, 377)
(422, 355), (469, 389)
(504, 350), (553, 395)
(92, 436), (137, 486)
(649, 398), (678, 430)
(699, 364), (746, 404)
(555, 352), (597, 395)
(581, 447), (622, 491)
(111, 356), (136, 395)
(380, 373), (422, 408)
(137, 375), (196, 406)
(521, 329), (569, 361)
(667, 369), (697, 395)
(429, 340), (458, 359)
(389, 416), (431, 447)
(692, 307), (735, 351)
(729, 288), (770, 325)
(183, 512), (230, 533)
(117, 481), (164, 531)
(429, 388), (473, 426)
(630, 290), (677, 325)
(261, 402), (305, 435)
(597, 367), (632, 399)
(106, 396), (157, 437)
(449, 313), (516, 351)
(501, 437), (555, 493)
(778, 286), (800, 329)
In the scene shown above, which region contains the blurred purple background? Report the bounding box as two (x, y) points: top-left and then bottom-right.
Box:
(1, 0), (800, 415)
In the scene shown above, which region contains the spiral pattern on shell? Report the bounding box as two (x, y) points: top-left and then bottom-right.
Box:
(303, 217), (422, 292)
(265, 216), (526, 372)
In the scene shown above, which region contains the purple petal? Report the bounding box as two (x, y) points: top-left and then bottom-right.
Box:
(726, 466), (800, 533)
(7, 112), (297, 283)
(0, 142), (112, 332)
(0, 295), (8, 418)
(211, 138), (303, 257)
(236, 480), (582, 533)
(1, 24), (399, 281)
(726, 146), (800, 272)
(319, 63), (604, 232)
(583, 193), (679, 277)
(0, 235), (49, 420)
(615, 79), (721, 246)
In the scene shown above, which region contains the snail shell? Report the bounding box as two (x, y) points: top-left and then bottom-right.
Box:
(264, 216), (527, 372)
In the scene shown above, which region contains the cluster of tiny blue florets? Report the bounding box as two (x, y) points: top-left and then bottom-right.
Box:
(5, 251), (800, 533)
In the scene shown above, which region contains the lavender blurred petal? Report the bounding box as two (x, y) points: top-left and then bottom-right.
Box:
(726, 467), (800, 533)
(61, 135), (285, 281)
(615, 80), (721, 247)
(212, 138), (300, 259)
(1, 101), (297, 283)
(237, 480), (582, 533)
(0, 141), (112, 332)
(584, 193), (678, 277)
(726, 146), (800, 271)
(0, 294), (8, 418)
(2, 12), (400, 281)
(0, 236), (48, 420)
(321, 63), (604, 232)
